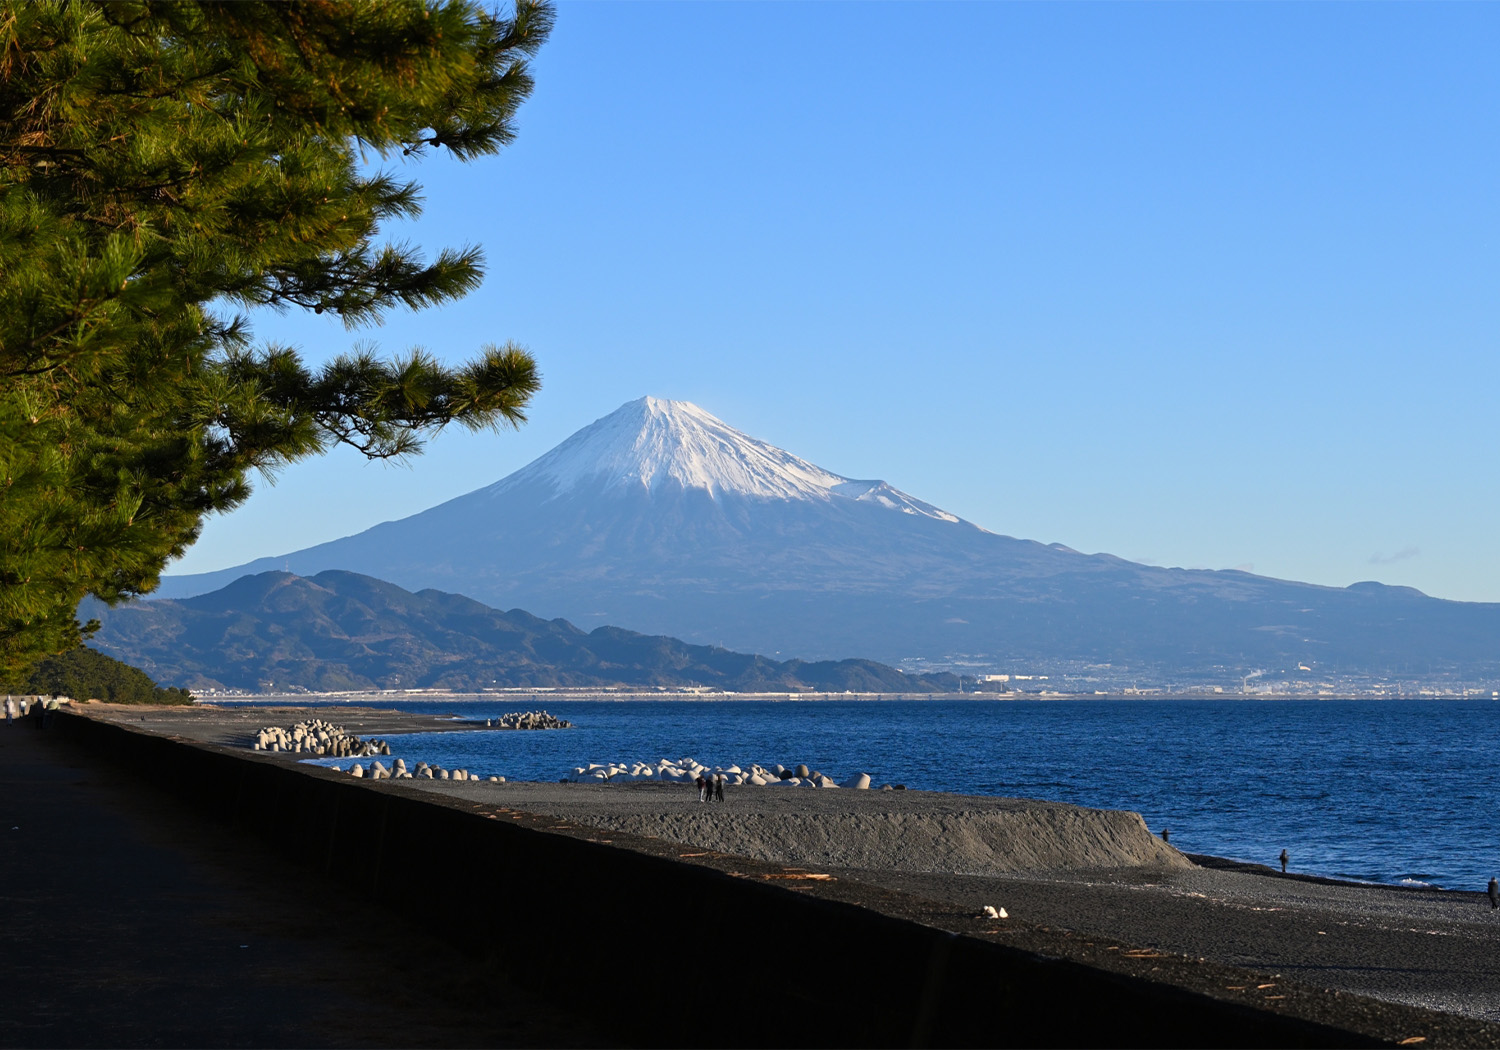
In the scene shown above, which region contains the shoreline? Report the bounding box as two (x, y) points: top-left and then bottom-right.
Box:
(54, 709), (1494, 1048)
(85, 700), (1479, 894)
(66, 703), (1500, 1037)
(184, 690), (1500, 703)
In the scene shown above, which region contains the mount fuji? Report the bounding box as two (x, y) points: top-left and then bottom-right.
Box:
(153, 396), (1500, 681)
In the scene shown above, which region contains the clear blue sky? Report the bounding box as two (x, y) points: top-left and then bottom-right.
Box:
(174, 1), (1500, 604)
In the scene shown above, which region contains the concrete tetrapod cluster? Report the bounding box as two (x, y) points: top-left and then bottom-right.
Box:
(560, 757), (875, 789)
(344, 758), (503, 783)
(253, 719), (390, 757)
(487, 710), (572, 730)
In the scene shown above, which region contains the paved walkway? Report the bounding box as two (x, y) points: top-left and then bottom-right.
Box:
(0, 720), (607, 1048)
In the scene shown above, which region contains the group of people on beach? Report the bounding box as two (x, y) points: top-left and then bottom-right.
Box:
(696, 774), (725, 803)
(5, 696), (40, 727)
(5, 696), (59, 730)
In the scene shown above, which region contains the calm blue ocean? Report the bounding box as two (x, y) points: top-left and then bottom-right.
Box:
(249, 697), (1500, 892)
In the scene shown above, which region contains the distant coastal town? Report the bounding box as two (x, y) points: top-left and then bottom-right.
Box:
(187, 673), (1500, 702)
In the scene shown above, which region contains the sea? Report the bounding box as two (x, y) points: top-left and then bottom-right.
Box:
(233, 696), (1500, 892)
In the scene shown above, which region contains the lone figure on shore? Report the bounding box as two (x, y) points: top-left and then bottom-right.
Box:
(1279, 848), (1289, 874)
(1488, 878), (1498, 910)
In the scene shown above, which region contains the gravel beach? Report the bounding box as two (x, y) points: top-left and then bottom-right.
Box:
(386, 778), (1500, 1026)
(86, 703), (1500, 1038)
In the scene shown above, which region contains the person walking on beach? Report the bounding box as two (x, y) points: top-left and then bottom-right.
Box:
(695, 775), (708, 802)
(713, 775), (725, 803)
(1488, 878), (1498, 910)
(1279, 848), (1289, 874)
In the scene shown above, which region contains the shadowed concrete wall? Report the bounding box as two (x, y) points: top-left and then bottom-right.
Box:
(55, 712), (1376, 1049)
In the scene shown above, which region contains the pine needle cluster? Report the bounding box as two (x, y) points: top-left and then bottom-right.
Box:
(4, 645), (193, 705)
(0, 0), (552, 680)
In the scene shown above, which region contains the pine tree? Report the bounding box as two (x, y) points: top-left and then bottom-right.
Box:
(6, 645), (194, 705)
(0, 0), (552, 680)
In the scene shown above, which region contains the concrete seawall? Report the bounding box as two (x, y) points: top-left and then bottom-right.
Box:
(55, 710), (1378, 1048)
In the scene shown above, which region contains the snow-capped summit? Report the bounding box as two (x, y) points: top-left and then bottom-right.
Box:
(488, 395), (960, 522)
(152, 396), (1500, 681)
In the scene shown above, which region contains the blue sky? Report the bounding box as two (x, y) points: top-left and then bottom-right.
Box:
(175, 1), (1500, 603)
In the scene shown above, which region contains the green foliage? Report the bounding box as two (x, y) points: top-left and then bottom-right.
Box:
(7, 645), (194, 705)
(0, 0), (552, 681)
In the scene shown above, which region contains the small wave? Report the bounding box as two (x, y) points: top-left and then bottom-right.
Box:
(1399, 878), (1434, 887)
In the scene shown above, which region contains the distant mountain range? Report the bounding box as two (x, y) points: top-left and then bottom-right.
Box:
(87, 570), (960, 693)
(154, 396), (1500, 681)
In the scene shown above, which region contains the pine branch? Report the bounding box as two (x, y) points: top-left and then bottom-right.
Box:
(0, 0), (554, 677)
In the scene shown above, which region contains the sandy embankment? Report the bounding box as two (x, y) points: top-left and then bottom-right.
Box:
(437, 781), (1190, 876)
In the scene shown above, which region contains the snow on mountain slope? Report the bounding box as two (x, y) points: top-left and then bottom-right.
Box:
(147, 395), (1500, 678)
(484, 396), (962, 523)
